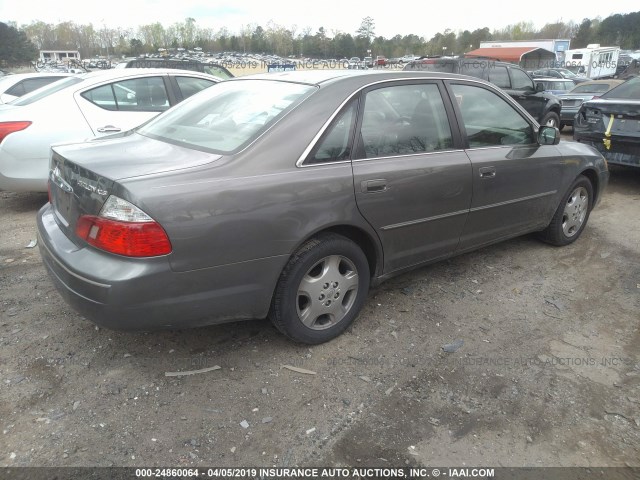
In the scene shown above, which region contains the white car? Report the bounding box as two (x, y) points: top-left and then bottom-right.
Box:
(0, 68), (220, 192)
(0, 72), (73, 104)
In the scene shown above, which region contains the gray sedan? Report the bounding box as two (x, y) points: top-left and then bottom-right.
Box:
(38, 70), (608, 344)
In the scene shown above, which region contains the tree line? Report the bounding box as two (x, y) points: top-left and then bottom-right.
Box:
(1, 11), (639, 67)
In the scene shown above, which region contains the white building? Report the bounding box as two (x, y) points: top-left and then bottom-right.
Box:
(39, 50), (81, 63)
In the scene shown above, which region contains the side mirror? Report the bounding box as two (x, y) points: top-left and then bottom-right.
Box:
(535, 82), (545, 92)
(538, 125), (560, 145)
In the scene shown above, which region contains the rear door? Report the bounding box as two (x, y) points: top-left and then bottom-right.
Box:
(350, 80), (472, 274)
(74, 74), (171, 136)
(446, 81), (563, 250)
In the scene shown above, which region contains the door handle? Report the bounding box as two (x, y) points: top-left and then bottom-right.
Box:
(361, 179), (388, 193)
(97, 125), (121, 133)
(479, 167), (496, 178)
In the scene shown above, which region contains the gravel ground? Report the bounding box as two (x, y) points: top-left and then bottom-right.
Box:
(1, 135), (639, 469)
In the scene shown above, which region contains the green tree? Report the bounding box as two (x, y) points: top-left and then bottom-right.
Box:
(356, 16), (375, 42)
(0, 22), (38, 66)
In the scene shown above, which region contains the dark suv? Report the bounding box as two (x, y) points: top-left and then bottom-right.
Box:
(404, 58), (562, 127)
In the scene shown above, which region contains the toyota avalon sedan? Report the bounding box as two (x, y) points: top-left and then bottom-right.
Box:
(38, 70), (608, 344)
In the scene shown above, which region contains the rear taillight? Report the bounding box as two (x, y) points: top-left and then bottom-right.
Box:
(75, 196), (171, 257)
(0, 121), (31, 143)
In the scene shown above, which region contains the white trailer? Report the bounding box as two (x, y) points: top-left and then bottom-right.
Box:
(563, 44), (620, 79)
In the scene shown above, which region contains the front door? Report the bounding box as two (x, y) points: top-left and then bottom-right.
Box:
(446, 81), (564, 250)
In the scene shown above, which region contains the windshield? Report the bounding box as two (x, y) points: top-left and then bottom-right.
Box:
(556, 69), (577, 78)
(138, 79), (315, 154)
(11, 76), (84, 106)
(602, 77), (640, 100)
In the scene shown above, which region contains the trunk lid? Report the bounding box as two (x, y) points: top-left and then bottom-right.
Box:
(581, 99), (640, 136)
(48, 133), (220, 241)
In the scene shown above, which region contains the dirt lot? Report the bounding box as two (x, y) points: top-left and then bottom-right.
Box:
(1, 136), (639, 470)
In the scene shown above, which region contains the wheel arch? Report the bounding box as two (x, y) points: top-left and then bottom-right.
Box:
(579, 168), (600, 205)
(281, 224), (382, 282)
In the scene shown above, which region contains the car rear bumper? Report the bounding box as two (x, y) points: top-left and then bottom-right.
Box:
(0, 151), (49, 192)
(37, 203), (287, 330)
(575, 134), (640, 167)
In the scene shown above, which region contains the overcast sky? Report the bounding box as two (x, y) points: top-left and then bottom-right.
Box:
(1, 0), (639, 39)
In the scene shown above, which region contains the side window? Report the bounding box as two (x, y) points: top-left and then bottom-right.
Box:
(358, 83), (453, 159)
(488, 66), (510, 88)
(510, 68), (535, 91)
(306, 101), (356, 165)
(451, 83), (534, 148)
(82, 77), (169, 112)
(176, 76), (216, 99)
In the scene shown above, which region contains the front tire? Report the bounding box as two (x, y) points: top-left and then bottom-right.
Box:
(538, 175), (593, 246)
(269, 233), (370, 344)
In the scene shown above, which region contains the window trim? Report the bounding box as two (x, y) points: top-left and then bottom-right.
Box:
(443, 79), (539, 150)
(352, 79), (462, 162)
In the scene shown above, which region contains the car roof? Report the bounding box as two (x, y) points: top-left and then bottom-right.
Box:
(0, 72), (73, 79)
(79, 68), (215, 81)
(534, 77), (573, 82)
(232, 70), (475, 86)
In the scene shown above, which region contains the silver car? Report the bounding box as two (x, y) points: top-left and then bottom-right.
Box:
(558, 79), (625, 130)
(38, 70), (608, 344)
(0, 69), (220, 192)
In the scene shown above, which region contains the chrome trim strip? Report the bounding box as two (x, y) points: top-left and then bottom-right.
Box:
(381, 209), (469, 231)
(379, 189), (557, 231)
(469, 190), (557, 212)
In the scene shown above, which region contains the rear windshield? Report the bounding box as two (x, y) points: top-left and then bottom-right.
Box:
(11, 76), (84, 105)
(138, 79), (315, 154)
(569, 83), (612, 94)
(601, 77), (640, 100)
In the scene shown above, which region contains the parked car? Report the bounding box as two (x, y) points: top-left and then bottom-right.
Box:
(0, 72), (73, 104)
(37, 70), (608, 344)
(0, 69), (221, 192)
(347, 57), (363, 70)
(375, 56), (387, 66)
(557, 79), (625, 130)
(533, 78), (576, 95)
(531, 68), (590, 83)
(399, 55), (419, 63)
(364, 57), (374, 69)
(574, 76), (640, 167)
(121, 58), (234, 80)
(404, 58), (562, 127)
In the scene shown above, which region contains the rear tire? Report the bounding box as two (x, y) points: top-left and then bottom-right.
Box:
(541, 111), (560, 128)
(269, 233), (370, 344)
(538, 175), (593, 246)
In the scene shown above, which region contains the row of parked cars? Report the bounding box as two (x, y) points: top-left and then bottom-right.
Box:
(0, 57), (633, 344)
(403, 58), (640, 167)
